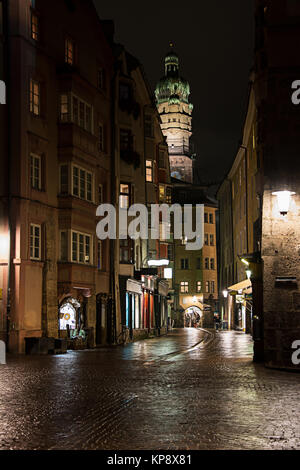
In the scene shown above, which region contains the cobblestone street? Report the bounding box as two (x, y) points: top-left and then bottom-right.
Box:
(0, 329), (299, 450)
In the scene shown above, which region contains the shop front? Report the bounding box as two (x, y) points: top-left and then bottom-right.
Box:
(125, 279), (143, 340)
(227, 279), (252, 333)
(156, 280), (170, 334)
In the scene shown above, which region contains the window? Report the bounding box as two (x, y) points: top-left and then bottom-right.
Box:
(205, 281), (210, 293)
(60, 231), (68, 261)
(167, 244), (173, 261)
(146, 160), (153, 183)
(205, 258), (209, 270)
(196, 258), (201, 270)
(210, 258), (215, 270)
(180, 281), (189, 294)
(210, 234), (214, 246)
(181, 259), (189, 270)
(120, 239), (132, 263)
(60, 94), (69, 122)
(30, 224), (41, 260)
(209, 213), (214, 224)
(97, 241), (102, 270)
(72, 165), (93, 202)
(97, 68), (106, 90)
(204, 234), (209, 246)
(30, 79), (40, 116)
(120, 129), (132, 153)
(145, 115), (153, 138)
(166, 187), (172, 204)
(98, 124), (104, 152)
(59, 93), (93, 133)
(211, 281), (215, 294)
(31, 11), (39, 41)
(60, 164), (69, 194)
(119, 83), (131, 102)
(159, 185), (165, 202)
(30, 154), (41, 190)
(159, 151), (166, 169)
(98, 184), (103, 204)
(65, 37), (75, 65)
(120, 184), (130, 209)
(72, 231), (92, 264)
(197, 281), (202, 293)
(204, 212), (208, 224)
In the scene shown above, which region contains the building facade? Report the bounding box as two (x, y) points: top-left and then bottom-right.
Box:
(172, 183), (217, 329)
(155, 46), (194, 183)
(0, 0), (172, 353)
(253, 0), (300, 369)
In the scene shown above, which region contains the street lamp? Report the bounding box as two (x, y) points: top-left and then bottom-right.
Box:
(272, 191), (295, 216)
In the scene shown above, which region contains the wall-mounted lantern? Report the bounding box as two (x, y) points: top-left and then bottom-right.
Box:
(246, 269), (252, 280)
(223, 290), (228, 299)
(272, 191), (295, 216)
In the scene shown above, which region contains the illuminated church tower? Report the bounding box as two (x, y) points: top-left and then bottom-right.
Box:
(155, 44), (194, 183)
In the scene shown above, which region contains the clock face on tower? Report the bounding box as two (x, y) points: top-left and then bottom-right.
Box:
(155, 46), (194, 183)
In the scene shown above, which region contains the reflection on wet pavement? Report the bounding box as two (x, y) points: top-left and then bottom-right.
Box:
(0, 329), (299, 450)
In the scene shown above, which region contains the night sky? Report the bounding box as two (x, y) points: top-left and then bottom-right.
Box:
(93, 0), (255, 186)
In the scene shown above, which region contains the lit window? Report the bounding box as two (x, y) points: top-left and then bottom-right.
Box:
(205, 281), (210, 293)
(197, 281), (202, 293)
(72, 231), (92, 264)
(30, 79), (40, 116)
(60, 94), (69, 122)
(30, 224), (41, 260)
(72, 165), (93, 202)
(159, 185), (165, 202)
(180, 281), (189, 293)
(120, 184), (130, 209)
(65, 37), (74, 65)
(146, 160), (153, 183)
(31, 11), (39, 41)
(30, 154), (41, 190)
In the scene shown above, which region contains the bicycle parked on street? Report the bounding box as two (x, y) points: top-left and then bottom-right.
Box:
(117, 324), (130, 346)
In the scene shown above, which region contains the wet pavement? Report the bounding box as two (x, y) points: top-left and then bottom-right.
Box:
(0, 328), (299, 450)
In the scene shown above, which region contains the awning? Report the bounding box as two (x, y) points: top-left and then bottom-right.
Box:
(228, 279), (251, 293)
